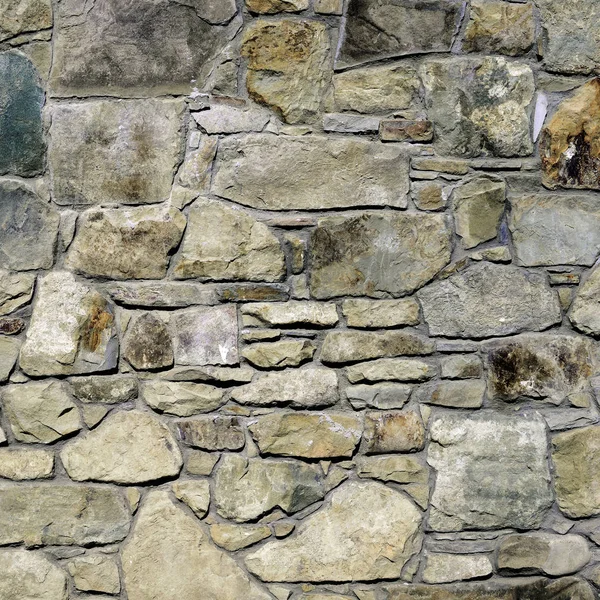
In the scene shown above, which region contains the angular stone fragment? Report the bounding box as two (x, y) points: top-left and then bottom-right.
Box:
(356, 455), (428, 484)
(0, 484), (131, 546)
(177, 416), (245, 451)
(246, 0), (308, 13)
(321, 331), (434, 364)
(231, 367), (338, 408)
(214, 454), (337, 521)
(172, 480), (210, 518)
(463, 1), (535, 56)
(0, 337), (19, 382)
(50, 0), (240, 96)
(69, 375), (138, 404)
(211, 523), (271, 551)
(0, 449), (53, 480)
(122, 491), (271, 600)
(0, 270), (35, 316)
(364, 411), (424, 454)
(0, 0), (52, 40)
(346, 383), (412, 410)
(510, 195), (600, 266)
(498, 532), (591, 576)
(172, 306), (238, 366)
(0, 317), (23, 336)
(418, 263), (561, 338)
(242, 302), (338, 327)
(342, 298), (420, 328)
(242, 20), (330, 123)
(68, 554), (120, 595)
(0, 181), (59, 271)
(242, 340), (315, 368)
(80, 405), (110, 429)
(50, 100), (184, 205)
(414, 380), (485, 408)
(61, 410), (182, 484)
(66, 205), (186, 279)
(214, 134), (411, 210)
(174, 199), (285, 281)
(483, 334), (595, 404)
(105, 282), (219, 308)
(452, 175), (505, 248)
(346, 358), (436, 383)
(2, 381), (80, 444)
(422, 57), (534, 157)
(440, 355), (483, 379)
(310, 212), (451, 298)
(423, 553), (493, 584)
(249, 412), (362, 458)
(246, 481), (422, 582)
(428, 412), (552, 531)
(123, 313), (173, 371)
(570, 264), (600, 334)
(337, 0), (463, 68)
(380, 119), (434, 142)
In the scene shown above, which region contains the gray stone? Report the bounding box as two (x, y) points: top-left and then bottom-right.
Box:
(423, 553), (493, 584)
(0, 484), (131, 547)
(422, 56), (534, 157)
(49, 100), (184, 206)
(310, 212), (452, 298)
(242, 340), (316, 368)
(0, 337), (20, 382)
(143, 381), (225, 416)
(241, 302), (338, 327)
(61, 410), (182, 484)
(414, 380), (485, 408)
(174, 199), (285, 281)
(342, 298), (420, 328)
(123, 313), (174, 371)
(570, 263), (600, 334)
(188, 0), (238, 24)
(0, 181), (59, 271)
(193, 104), (271, 134)
(346, 358), (436, 383)
(0, 270), (35, 316)
(68, 554), (120, 595)
(20, 272), (118, 376)
(337, 0), (463, 68)
(364, 410), (425, 453)
(245, 481), (422, 582)
(0, 449), (53, 480)
(210, 523), (271, 551)
(69, 376), (138, 404)
(0, 52), (45, 176)
(105, 282), (220, 308)
(440, 355), (483, 379)
(177, 137), (217, 194)
(418, 263), (561, 338)
(510, 195), (600, 266)
(177, 416), (245, 451)
(323, 113), (380, 133)
(428, 412), (553, 531)
(345, 383), (412, 410)
(0, 0), (52, 41)
(66, 205), (186, 279)
(2, 381), (80, 444)
(212, 134), (410, 210)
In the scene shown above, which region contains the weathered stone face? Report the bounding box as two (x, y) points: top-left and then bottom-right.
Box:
(418, 263), (561, 338)
(246, 0), (309, 13)
(0, 449), (54, 481)
(123, 313), (174, 371)
(143, 381), (224, 416)
(346, 358), (435, 383)
(363, 411), (425, 453)
(421, 57), (534, 157)
(50, 0), (240, 97)
(241, 301), (338, 327)
(310, 212), (452, 298)
(423, 553), (493, 584)
(69, 376), (138, 404)
(212, 134), (410, 210)
(0, 270), (35, 316)
(337, 0), (463, 68)
(0, 337), (20, 382)
(570, 263), (600, 334)
(242, 339), (316, 368)
(49, 100), (184, 206)
(177, 416), (245, 451)
(68, 553), (120, 595)
(428, 412), (553, 531)
(0, 0), (52, 41)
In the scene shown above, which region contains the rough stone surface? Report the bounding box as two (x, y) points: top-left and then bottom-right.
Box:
(363, 411), (425, 453)
(418, 263), (561, 338)
(245, 481), (422, 582)
(105, 282), (219, 308)
(177, 416), (245, 451)
(69, 376), (138, 404)
(356, 455), (428, 484)
(242, 302), (338, 327)
(0, 337), (20, 382)
(0, 270), (35, 316)
(143, 381), (224, 416)
(0, 0), (52, 40)
(0, 449), (53, 480)
(346, 358), (436, 384)
(242, 340), (316, 368)
(414, 379), (485, 408)
(68, 554), (120, 595)
(346, 383), (412, 409)
(440, 355), (483, 379)
(570, 263), (600, 334)
(246, 0), (308, 13)
(423, 553), (493, 584)
(172, 480), (211, 518)
(123, 314), (174, 371)
(310, 212), (451, 298)
(210, 523), (271, 551)
(342, 299), (420, 328)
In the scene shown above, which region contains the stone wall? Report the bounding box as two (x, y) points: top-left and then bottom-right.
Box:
(1, 0), (600, 598)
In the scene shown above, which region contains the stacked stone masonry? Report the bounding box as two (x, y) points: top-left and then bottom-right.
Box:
(3, 0), (600, 598)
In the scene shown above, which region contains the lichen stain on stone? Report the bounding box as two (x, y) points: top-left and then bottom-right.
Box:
(80, 302), (114, 353)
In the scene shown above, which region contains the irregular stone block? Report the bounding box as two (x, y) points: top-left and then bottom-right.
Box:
(173, 199), (285, 281)
(186, 450), (219, 476)
(249, 412), (362, 458)
(422, 56), (534, 157)
(342, 298), (420, 328)
(242, 340), (315, 368)
(213, 134), (410, 210)
(423, 553), (493, 584)
(310, 212), (451, 298)
(510, 195), (600, 266)
(380, 119), (434, 142)
(69, 376), (138, 404)
(0, 336), (20, 382)
(105, 282), (219, 308)
(0, 449), (53, 480)
(177, 416), (245, 451)
(412, 182), (449, 211)
(345, 383), (412, 410)
(0, 181), (59, 271)
(122, 491), (271, 600)
(346, 358), (436, 383)
(0, 0), (52, 41)
(0, 485), (131, 547)
(428, 412), (552, 531)
(123, 313), (173, 371)
(61, 410), (182, 484)
(364, 411), (425, 453)
(210, 523), (271, 551)
(160, 366), (253, 384)
(241, 302), (338, 327)
(418, 263), (561, 338)
(356, 455), (428, 484)
(570, 263), (600, 334)
(178, 137), (217, 193)
(0, 270), (35, 316)
(143, 381), (225, 416)
(68, 554), (120, 595)
(440, 355), (482, 379)
(337, 0), (463, 68)
(414, 379), (485, 408)
(245, 481), (422, 581)
(242, 20), (330, 123)
(49, 100), (184, 206)
(218, 283), (289, 303)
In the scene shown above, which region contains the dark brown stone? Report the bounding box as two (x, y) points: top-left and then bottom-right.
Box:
(177, 416), (245, 451)
(123, 313), (173, 371)
(380, 119), (433, 142)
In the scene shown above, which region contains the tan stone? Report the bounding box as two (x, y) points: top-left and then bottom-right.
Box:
(246, 0), (308, 13)
(345, 383), (412, 410)
(68, 554), (120, 595)
(177, 416), (245, 451)
(0, 270), (35, 316)
(242, 340), (316, 368)
(346, 358), (436, 384)
(186, 450), (219, 476)
(364, 411), (424, 454)
(0, 0), (52, 41)
(356, 455), (428, 484)
(241, 302), (338, 327)
(143, 381), (224, 416)
(69, 375), (138, 404)
(570, 263), (600, 334)
(342, 298), (420, 328)
(412, 182), (448, 211)
(0, 449), (53, 480)
(172, 480), (211, 518)
(440, 355), (483, 379)
(123, 313), (173, 371)
(211, 523), (271, 550)
(423, 553), (493, 584)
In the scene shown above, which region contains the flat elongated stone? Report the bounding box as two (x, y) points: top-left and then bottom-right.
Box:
(337, 0), (463, 68)
(246, 0), (308, 13)
(231, 367), (339, 408)
(440, 355), (482, 379)
(510, 195), (600, 266)
(422, 57), (534, 157)
(346, 359), (435, 383)
(61, 410), (182, 484)
(570, 263), (600, 334)
(356, 455), (428, 484)
(245, 481), (422, 582)
(342, 299), (420, 328)
(418, 263), (561, 338)
(423, 553), (493, 584)
(0, 337), (20, 382)
(69, 376), (138, 404)
(122, 491), (271, 600)
(160, 366), (253, 384)
(50, 0), (240, 97)
(143, 381), (225, 416)
(0, 485), (131, 547)
(249, 412), (362, 458)
(210, 523), (271, 551)
(0, 0), (52, 40)
(0, 449), (53, 480)
(177, 416), (245, 451)
(242, 302), (338, 327)
(193, 104), (271, 134)
(105, 282), (219, 308)
(428, 412), (552, 531)
(0, 270), (35, 316)
(0, 52), (45, 176)
(0, 181), (59, 271)
(49, 100), (184, 206)
(213, 134), (410, 210)
(414, 380), (485, 408)
(174, 199), (285, 281)
(346, 383), (412, 409)
(242, 340), (315, 368)
(364, 411), (425, 453)
(310, 212), (451, 298)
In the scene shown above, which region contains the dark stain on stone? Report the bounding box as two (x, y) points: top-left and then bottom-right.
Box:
(0, 317), (25, 335)
(123, 313), (173, 371)
(81, 302), (114, 353)
(219, 284), (288, 302)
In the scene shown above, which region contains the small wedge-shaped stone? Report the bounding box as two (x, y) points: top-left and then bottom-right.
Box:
(61, 410), (182, 484)
(20, 272), (118, 376)
(249, 412), (362, 458)
(231, 367), (338, 408)
(66, 205), (186, 279)
(123, 313), (173, 371)
(570, 263), (600, 335)
(241, 302), (338, 327)
(245, 481), (422, 582)
(143, 381), (225, 416)
(346, 358), (436, 383)
(0, 449), (54, 480)
(172, 480), (211, 518)
(122, 491), (271, 600)
(174, 199), (285, 281)
(0, 270), (35, 316)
